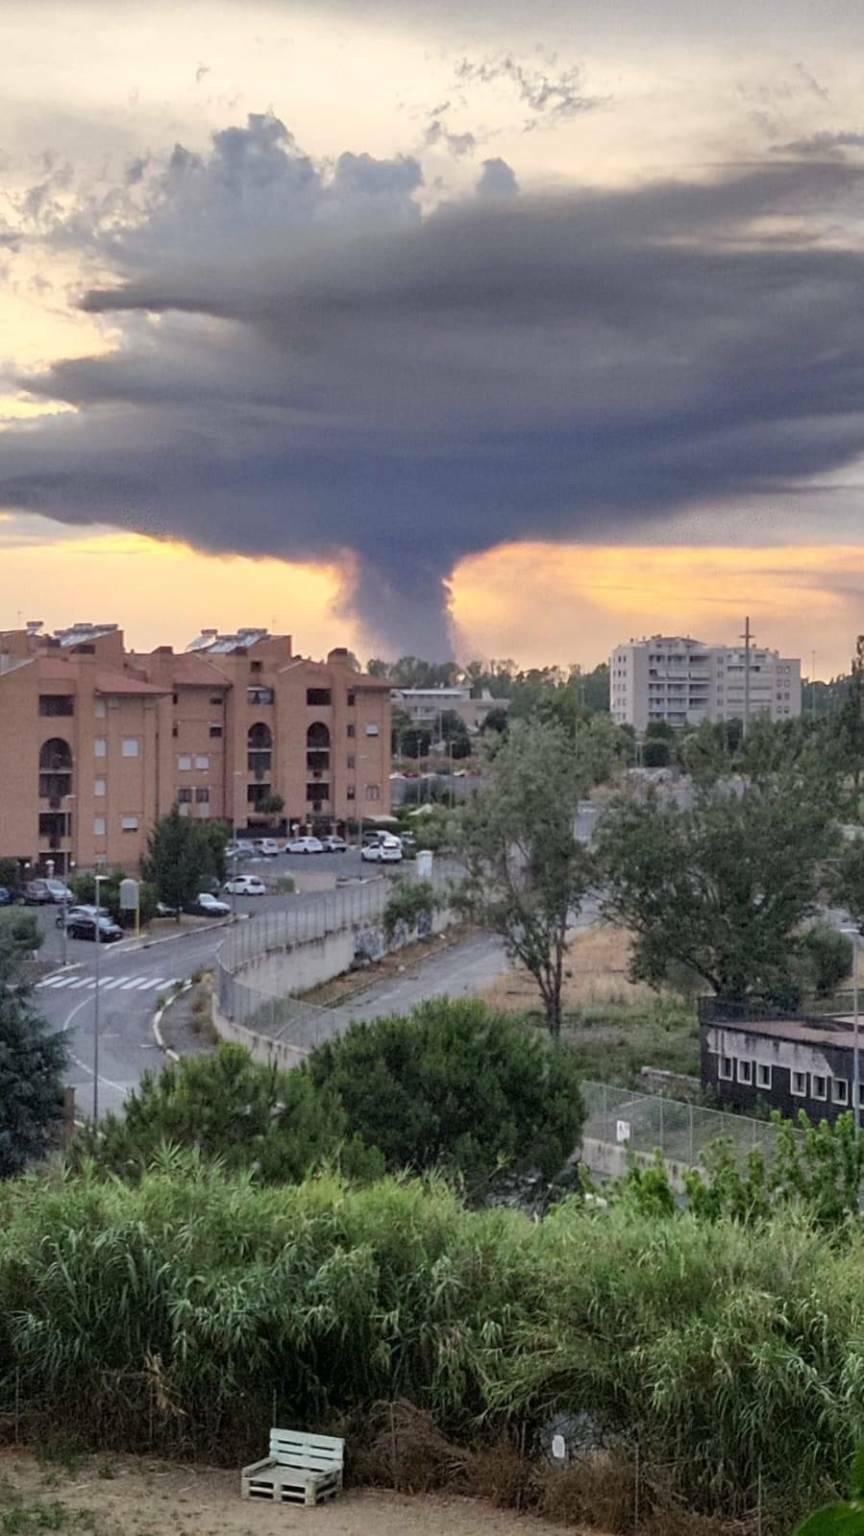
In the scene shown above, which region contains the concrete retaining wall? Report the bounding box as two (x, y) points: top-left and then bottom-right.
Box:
(214, 1003), (309, 1070)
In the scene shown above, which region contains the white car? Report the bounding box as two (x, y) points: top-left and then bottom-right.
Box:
(226, 839), (255, 859)
(361, 837), (403, 863)
(320, 836), (347, 853)
(190, 892), (231, 916)
(286, 836), (324, 854)
(253, 838), (281, 857)
(224, 875), (267, 896)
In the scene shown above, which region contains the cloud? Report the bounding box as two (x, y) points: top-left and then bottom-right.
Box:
(773, 129), (864, 157)
(423, 119), (477, 158)
(476, 157), (519, 197)
(5, 115), (864, 654)
(453, 51), (602, 131)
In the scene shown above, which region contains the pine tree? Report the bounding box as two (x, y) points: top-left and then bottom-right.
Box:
(0, 912), (67, 1177)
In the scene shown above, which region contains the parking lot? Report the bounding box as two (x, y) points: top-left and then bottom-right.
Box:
(26, 844), (401, 964)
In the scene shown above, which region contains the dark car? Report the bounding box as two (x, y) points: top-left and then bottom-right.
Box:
(0, 886), (15, 906)
(66, 912), (123, 943)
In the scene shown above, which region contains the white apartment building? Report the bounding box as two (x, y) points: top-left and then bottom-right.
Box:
(609, 636), (802, 732)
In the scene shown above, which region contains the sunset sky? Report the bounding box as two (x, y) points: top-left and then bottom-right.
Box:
(2, 0), (864, 675)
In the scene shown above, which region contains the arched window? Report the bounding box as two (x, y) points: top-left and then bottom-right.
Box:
(247, 722), (272, 776)
(39, 737), (73, 802)
(307, 721), (330, 774)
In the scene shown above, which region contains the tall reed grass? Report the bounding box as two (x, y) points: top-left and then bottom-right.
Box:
(1, 1152), (862, 1525)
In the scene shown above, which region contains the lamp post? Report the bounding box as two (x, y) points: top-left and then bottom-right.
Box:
(842, 927), (861, 1138)
(92, 872), (105, 1122)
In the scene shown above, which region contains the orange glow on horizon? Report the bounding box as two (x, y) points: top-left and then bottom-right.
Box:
(0, 526), (860, 677)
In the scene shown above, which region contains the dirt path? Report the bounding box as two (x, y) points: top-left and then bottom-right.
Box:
(0, 1453), (590, 1536)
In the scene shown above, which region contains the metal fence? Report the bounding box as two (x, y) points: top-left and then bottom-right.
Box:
(582, 1079), (797, 1168)
(217, 862), (457, 1028)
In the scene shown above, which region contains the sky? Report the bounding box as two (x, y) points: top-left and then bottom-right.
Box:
(1, 1), (864, 674)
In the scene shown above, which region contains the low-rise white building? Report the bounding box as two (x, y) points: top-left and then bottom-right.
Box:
(609, 636), (801, 732)
(391, 685), (509, 734)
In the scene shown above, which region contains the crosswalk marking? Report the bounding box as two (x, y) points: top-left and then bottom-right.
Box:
(37, 973), (178, 994)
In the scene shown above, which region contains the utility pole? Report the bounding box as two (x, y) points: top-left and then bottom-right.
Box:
(741, 616), (753, 738)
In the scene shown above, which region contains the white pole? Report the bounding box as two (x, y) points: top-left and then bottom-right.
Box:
(93, 873), (103, 1122)
(848, 933), (854, 1142)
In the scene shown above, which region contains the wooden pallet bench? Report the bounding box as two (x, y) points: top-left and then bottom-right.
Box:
(241, 1429), (344, 1507)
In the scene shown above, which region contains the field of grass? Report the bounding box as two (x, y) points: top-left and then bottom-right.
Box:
(481, 924), (699, 1088)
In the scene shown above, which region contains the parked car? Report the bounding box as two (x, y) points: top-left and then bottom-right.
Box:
(185, 892), (231, 917)
(66, 912), (123, 943)
(23, 878), (73, 905)
(286, 836), (324, 854)
(320, 836), (347, 853)
(361, 837), (403, 864)
(156, 901), (179, 917)
(224, 875), (267, 896)
(226, 838), (256, 857)
(362, 830), (386, 847)
(252, 838), (281, 857)
(0, 886), (17, 906)
(56, 904), (110, 928)
(399, 832), (417, 851)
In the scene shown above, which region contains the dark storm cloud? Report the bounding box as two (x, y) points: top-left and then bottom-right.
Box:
(774, 129), (864, 157)
(4, 115), (864, 653)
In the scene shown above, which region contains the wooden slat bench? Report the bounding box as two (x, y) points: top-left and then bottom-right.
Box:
(241, 1429), (344, 1507)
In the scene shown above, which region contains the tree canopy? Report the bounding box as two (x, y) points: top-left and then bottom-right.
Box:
(453, 718), (614, 1033)
(0, 911), (67, 1178)
(597, 781), (839, 1004)
(141, 810), (229, 911)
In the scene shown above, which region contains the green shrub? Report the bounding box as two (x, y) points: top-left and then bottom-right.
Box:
(304, 997), (584, 1185)
(800, 922), (854, 998)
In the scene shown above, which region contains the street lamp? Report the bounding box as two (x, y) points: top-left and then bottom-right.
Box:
(841, 927), (861, 1138)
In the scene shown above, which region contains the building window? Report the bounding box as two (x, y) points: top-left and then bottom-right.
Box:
(121, 816), (139, 832)
(347, 690), (356, 706)
(347, 723), (356, 739)
(250, 660), (263, 674)
(195, 755), (209, 770)
(178, 755), (192, 771)
(737, 1059), (753, 1086)
(172, 693), (178, 705)
(832, 1078), (849, 1106)
(195, 787), (210, 804)
(365, 723), (380, 737)
(791, 1070), (807, 1097)
(122, 738), (140, 758)
(306, 783), (330, 802)
(209, 725), (223, 739)
(811, 1074), (827, 1101)
(94, 699), (106, 719)
(247, 686), (274, 705)
(756, 1063), (772, 1090)
(248, 722), (273, 774)
(365, 784), (381, 802)
(178, 788), (193, 803)
(307, 688), (331, 707)
(347, 753), (356, 770)
(94, 778), (106, 797)
(95, 739), (107, 758)
(347, 785), (356, 801)
(247, 782), (272, 806)
(209, 695), (223, 706)
(719, 1056), (734, 1081)
(39, 695), (74, 716)
(39, 812), (71, 839)
(93, 817), (106, 836)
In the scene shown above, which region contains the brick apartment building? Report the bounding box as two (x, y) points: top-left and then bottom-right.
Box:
(0, 622), (391, 875)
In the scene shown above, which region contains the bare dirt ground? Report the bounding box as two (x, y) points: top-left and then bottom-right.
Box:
(0, 1452), (590, 1536)
(480, 924), (654, 1013)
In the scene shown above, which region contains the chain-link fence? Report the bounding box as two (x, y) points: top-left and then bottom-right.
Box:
(582, 1079), (797, 1168)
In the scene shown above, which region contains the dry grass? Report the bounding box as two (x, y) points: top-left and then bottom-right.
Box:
(481, 924), (656, 1014)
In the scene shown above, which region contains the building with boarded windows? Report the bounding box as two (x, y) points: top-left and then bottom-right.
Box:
(0, 622), (390, 875)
